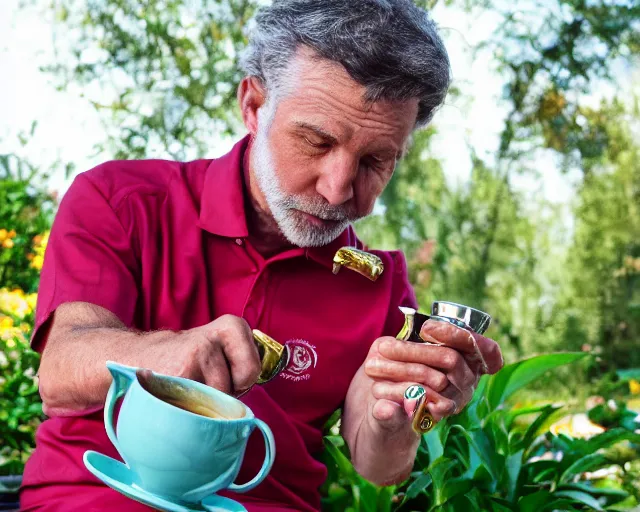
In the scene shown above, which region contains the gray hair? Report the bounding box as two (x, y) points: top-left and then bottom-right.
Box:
(239, 0), (451, 127)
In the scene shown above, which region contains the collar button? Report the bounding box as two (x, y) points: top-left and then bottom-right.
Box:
(235, 238), (244, 246)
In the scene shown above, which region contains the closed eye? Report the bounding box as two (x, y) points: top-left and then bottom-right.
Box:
(303, 136), (333, 150)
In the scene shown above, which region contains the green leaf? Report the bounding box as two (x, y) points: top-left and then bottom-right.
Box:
(559, 453), (609, 483)
(428, 457), (457, 507)
(505, 450), (523, 502)
(486, 353), (588, 409)
(615, 368), (640, 381)
(552, 490), (605, 511)
(441, 477), (474, 503)
(489, 497), (515, 512)
(422, 420), (449, 462)
(405, 471), (432, 500)
(523, 460), (559, 484)
(323, 436), (355, 480)
(451, 425), (500, 482)
(583, 428), (640, 454)
(521, 404), (564, 455)
(557, 483), (628, 505)
(518, 489), (552, 512)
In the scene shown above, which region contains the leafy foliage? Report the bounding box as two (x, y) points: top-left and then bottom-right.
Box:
(322, 353), (640, 511)
(44, 0), (257, 159)
(0, 149), (52, 475)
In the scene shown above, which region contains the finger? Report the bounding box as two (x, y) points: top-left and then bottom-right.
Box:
(474, 334), (504, 374)
(365, 357), (449, 392)
(372, 381), (458, 421)
(213, 315), (262, 392)
(440, 384), (472, 412)
(378, 340), (477, 392)
(199, 345), (234, 394)
(367, 336), (394, 358)
(372, 380), (436, 405)
(420, 320), (478, 353)
(426, 395), (458, 422)
(420, 320), (495, 374)
(371, 399), (409, 430)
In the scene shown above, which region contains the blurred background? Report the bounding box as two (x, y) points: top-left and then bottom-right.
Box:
(0, 0), (639, 510)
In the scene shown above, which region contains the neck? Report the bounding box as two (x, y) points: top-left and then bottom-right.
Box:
(242, 139), (294, 258)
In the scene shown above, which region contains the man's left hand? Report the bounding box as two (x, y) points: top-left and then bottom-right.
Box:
(364, 320), (503, 430)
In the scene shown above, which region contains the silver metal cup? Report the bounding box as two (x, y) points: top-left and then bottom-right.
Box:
(430, 301), (491, 335)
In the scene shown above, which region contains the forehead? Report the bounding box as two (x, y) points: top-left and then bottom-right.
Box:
(274, 48), (418, 141)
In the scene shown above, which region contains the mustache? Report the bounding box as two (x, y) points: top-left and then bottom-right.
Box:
(281, 196), (359, 222)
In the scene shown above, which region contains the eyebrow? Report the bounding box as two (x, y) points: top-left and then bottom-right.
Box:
(293, 121), (339, 145)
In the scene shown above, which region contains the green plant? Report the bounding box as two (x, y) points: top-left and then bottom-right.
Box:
(0, 154), (56, 293)
(0, 149), (53, 475)
(0, 330), (42, 476)
(321, 352), (640, 511)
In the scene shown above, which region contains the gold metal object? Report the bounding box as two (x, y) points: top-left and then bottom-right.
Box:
(411, 395), (435, 434)
(404, 384), (436, 435)
(332, 247), (384, 281)
(252, 329), (288, 384)
(397, 307), (440, 344)
(398, 309), (439, 435)
(397, 303), (491, 434)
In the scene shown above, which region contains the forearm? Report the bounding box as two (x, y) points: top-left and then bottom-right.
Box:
(39, 318), (188, 416)
(341, 367), (420, 486)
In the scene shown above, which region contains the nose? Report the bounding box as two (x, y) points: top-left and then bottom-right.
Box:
(315, 154), (356, 206)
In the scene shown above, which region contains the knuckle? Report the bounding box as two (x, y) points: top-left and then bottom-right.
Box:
(462, 369), (476, 388)
(432, 372), (449, 392)
(412, 365), (430, 383)
(443, 349), (462, 369)
(371, 381), (387, 399)
(444, 399), (458, 415)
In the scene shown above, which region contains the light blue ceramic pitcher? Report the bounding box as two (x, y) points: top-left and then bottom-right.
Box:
(100, 361), (275, 505)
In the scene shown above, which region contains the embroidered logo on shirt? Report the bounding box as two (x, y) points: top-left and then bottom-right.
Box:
(280, 339), (318, 382)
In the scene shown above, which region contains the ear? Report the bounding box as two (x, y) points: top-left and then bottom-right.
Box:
(237, 76), (268, 136)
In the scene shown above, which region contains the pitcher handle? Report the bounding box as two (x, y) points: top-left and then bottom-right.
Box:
(104, 361), (138, 458)
(228, 419), (276, 493)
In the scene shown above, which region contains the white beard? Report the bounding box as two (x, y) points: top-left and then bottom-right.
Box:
(251, 102), (358, 248)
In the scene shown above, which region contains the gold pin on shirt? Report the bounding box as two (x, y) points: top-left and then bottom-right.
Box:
(332, 247), (384, 281)
(252, 330), (288, 384)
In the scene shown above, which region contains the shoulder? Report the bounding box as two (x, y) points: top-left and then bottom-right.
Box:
(71, 158), (212, 211)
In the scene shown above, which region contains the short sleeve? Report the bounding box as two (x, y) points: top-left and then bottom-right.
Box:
(381, 250), (419, 339)
(32, 172), (139, 351)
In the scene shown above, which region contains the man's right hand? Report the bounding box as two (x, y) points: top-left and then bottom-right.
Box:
(38, 302), (263, 415)
(178, 314), (263, 396)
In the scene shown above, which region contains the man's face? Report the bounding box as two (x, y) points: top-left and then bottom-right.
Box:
(250, 50), (419, 247)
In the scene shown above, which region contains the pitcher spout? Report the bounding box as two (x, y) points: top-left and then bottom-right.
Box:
(106, 361), (139, 385)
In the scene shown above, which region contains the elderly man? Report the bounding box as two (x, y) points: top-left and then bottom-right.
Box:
(20, 0), (503, 510)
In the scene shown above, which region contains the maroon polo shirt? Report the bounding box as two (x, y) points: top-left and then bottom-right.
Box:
(20, 136), (417, 511)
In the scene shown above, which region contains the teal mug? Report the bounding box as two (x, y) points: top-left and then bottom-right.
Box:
(99, 361), (275, 505)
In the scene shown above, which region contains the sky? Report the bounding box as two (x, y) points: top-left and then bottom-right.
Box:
(0, 0), (632, 206)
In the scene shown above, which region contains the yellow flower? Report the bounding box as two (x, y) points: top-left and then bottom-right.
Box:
(0, 288), (31, 319)
(5, 338), (16, 349)
(30, 254), (44, 271)
(7, 230), (16, 238)
(629, 379), (640, 395)
(30, 231), (49, 271)
(0, 229), (7, 242)
(26, 293), (38, 312)
(2, 239), (14, 249)
(0, 316), (14, 330)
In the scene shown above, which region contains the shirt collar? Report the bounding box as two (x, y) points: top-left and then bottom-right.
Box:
(197, 135), (251, 238)
(198, 134), (363, 269)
